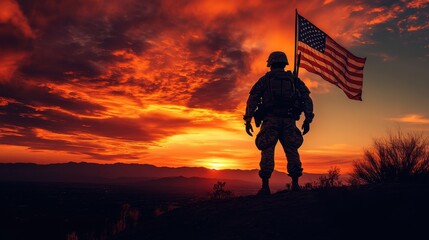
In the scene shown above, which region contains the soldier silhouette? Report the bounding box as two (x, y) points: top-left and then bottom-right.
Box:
(244, 51), (314, 195)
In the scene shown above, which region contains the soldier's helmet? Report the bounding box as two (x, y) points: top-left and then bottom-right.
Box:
(266, 51), (289, 67)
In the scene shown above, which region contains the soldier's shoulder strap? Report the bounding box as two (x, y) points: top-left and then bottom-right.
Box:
(249, 74), (269, 95)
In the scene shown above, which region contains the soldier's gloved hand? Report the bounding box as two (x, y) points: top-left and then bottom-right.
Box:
(302, 120), (310, 135)
(245, 121), (254, 137)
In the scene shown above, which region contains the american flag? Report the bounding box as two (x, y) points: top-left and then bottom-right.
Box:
(297, 14), (366, 100)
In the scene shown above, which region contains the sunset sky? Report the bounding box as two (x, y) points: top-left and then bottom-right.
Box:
(1, 0), (428, 174)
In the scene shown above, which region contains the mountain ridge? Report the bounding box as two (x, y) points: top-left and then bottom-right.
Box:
(0, 162), (324, 186)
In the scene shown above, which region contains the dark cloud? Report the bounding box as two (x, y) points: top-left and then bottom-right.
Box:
(187, 75), (239, 110)
(0, 21), (32, 52)
(186, 29), (252, 110)
(0, 100), (194, 159)
(16, 1), (161, 79)
(0, 102), (191, 141)
(0, 83), (106, 115)
(1, 128), (99, 154)
(0, 127), (141, 160)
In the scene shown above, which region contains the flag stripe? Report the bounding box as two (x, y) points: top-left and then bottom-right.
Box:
(298, 42), (363, 85)
(325, 45), (365, 70)
(299, 43), (364, 82)
(300, 55), (363, 91)
(297, 13), (365, 100)
(300, 62), (362, 99)
(325, 45), (365, 71)
(325, 38), (365, 70)
(328, 37), (366, 64)
(300, 57), (362, 93)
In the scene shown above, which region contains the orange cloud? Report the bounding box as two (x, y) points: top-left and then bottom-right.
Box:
(406, 0), (429, 9)
(0, 52), (28, 81)
(408, 23), (429, 31)
(0, 98), (7, 106)
(0, 0), (34, 38)
(367, 6), (403, 25)
(300, 72), (333, 94)
(397, 13), (429, 32)
(0, 0), (34, 81)
(389, 114), (429, 124)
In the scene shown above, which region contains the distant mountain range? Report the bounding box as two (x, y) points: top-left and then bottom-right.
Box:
(0, 162), (322, 183)
(0, 162), (325, 194)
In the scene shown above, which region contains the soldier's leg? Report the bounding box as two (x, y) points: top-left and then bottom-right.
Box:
(279, 123), (304, 179)
(259, 145), (276, 179)
(256, 117), (279, 180)
(256, 117), (280, 195)
(257, 144), (276, 195)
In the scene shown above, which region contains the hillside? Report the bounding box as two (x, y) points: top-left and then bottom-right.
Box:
(116, 183), (429, 240)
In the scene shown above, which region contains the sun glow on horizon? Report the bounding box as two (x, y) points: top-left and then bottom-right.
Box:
(205, 159), (228, 170)
(196, 157), (242, 170)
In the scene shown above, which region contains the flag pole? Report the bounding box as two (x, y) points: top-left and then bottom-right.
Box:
(293, 9), (298, 75)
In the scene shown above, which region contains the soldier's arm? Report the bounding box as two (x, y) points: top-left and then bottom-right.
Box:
(296, 79), (314, 123)
(243, 77), (265, 122)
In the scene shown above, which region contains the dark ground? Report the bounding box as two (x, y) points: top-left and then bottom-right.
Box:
(0, 181), (199, 240)
(2, 181), (429, 240)
(115, 183), (429, 240)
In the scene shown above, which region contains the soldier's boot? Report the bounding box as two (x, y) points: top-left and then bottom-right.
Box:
(291, 176), (301, 192)
(257, 178), (271, 196)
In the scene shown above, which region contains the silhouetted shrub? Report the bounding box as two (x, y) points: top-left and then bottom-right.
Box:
(210, 181), (234, 200)
(293, 167), (342, 191)
(315, 166), (342, 189)
(347, 176), (362, 187)
(351, 131), (429, 184)
(302, 182), (314, 190)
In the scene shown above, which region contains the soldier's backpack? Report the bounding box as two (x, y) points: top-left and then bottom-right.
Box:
(262, 70), (302, 118)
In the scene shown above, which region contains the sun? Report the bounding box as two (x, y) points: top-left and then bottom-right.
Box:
(207, 162), (225, 170)
(203, 158), (232, 170)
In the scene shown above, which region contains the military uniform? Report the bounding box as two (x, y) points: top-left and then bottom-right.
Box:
(244, 52), (314, 188)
